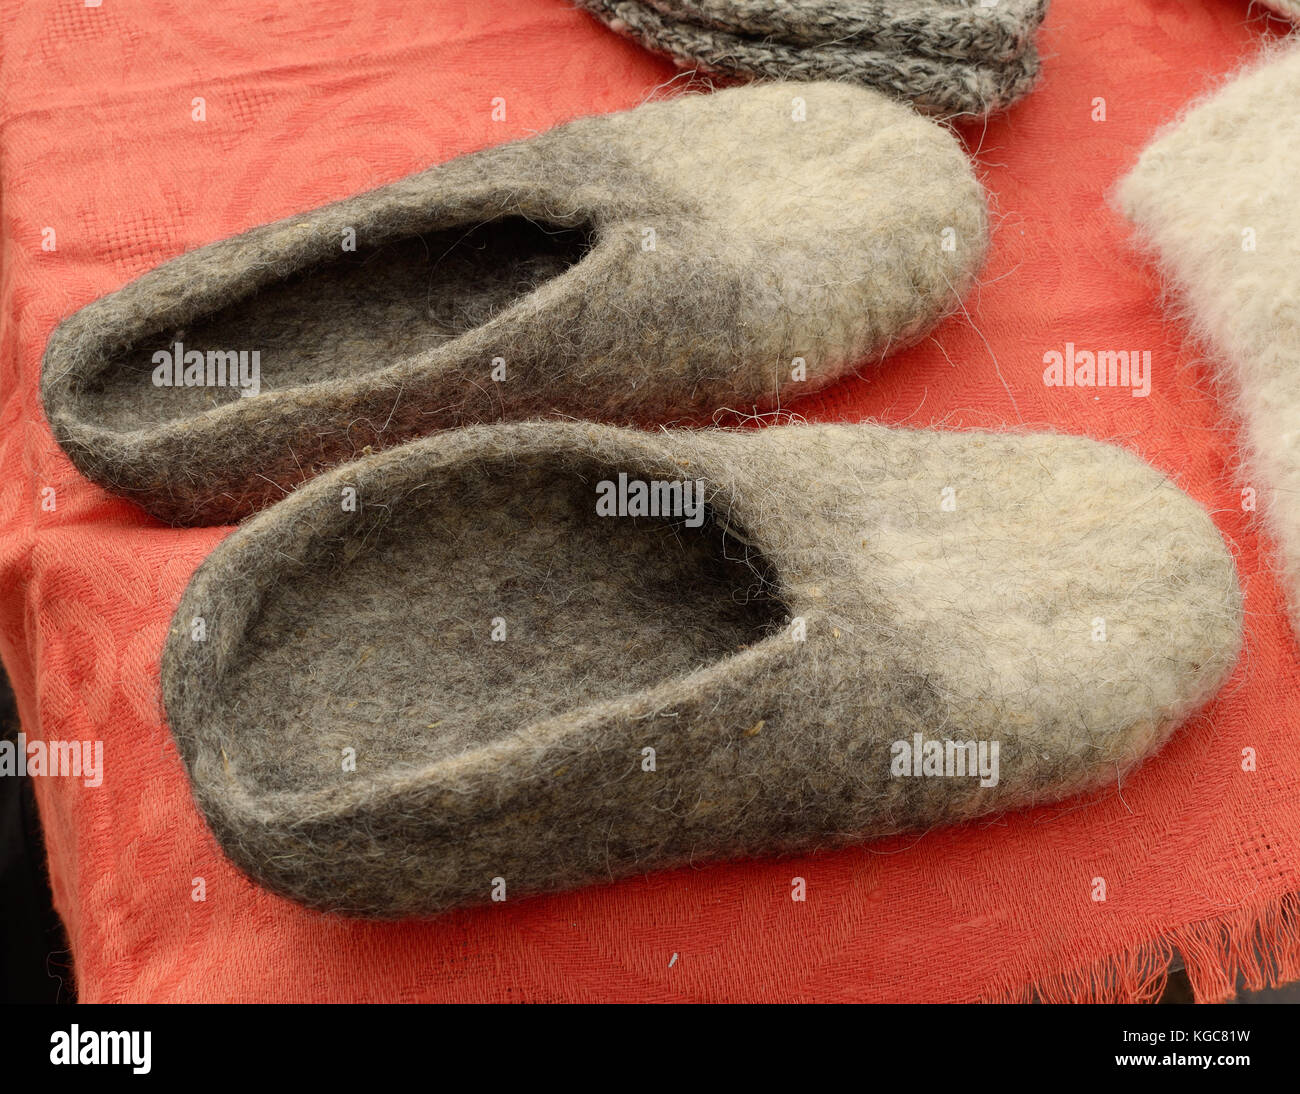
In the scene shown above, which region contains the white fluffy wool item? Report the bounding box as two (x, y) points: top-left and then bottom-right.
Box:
(1118, 40), (1300, 638)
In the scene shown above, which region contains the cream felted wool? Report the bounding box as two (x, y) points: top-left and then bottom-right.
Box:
(1258, 2), (1299, 20)
(1118, 42), (1300, 637)
(41, 81), (988, 527)
(161, 420), (1242, 918)
(574, 0), (1048, 117)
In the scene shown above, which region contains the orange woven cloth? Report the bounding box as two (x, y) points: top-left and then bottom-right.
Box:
(2, 0), (1297, 1003)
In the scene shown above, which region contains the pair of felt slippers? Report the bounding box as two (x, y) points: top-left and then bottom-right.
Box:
(43, 82), (1243, 918)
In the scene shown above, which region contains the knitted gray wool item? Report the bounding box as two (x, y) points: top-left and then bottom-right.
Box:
(641, 0), (1046, 62)
(41, 81), (988, 527)
(161, 420), (1243, 918)
(573, 0), (1047, 117)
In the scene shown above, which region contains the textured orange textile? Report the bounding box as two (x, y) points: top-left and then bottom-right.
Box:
(2, 0), (1298, 1003)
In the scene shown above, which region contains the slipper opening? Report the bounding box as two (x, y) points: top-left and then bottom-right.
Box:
(79, 215), (597, 432)
(199, 447), (790, 797)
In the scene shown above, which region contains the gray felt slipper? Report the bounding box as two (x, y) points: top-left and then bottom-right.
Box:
(40, 81), (987, 527)
(161, 420), (1242, 918)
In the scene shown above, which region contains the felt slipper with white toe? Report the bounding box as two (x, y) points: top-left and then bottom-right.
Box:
(42, 81), (986, 526)
(161, 419), (1242, 917)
